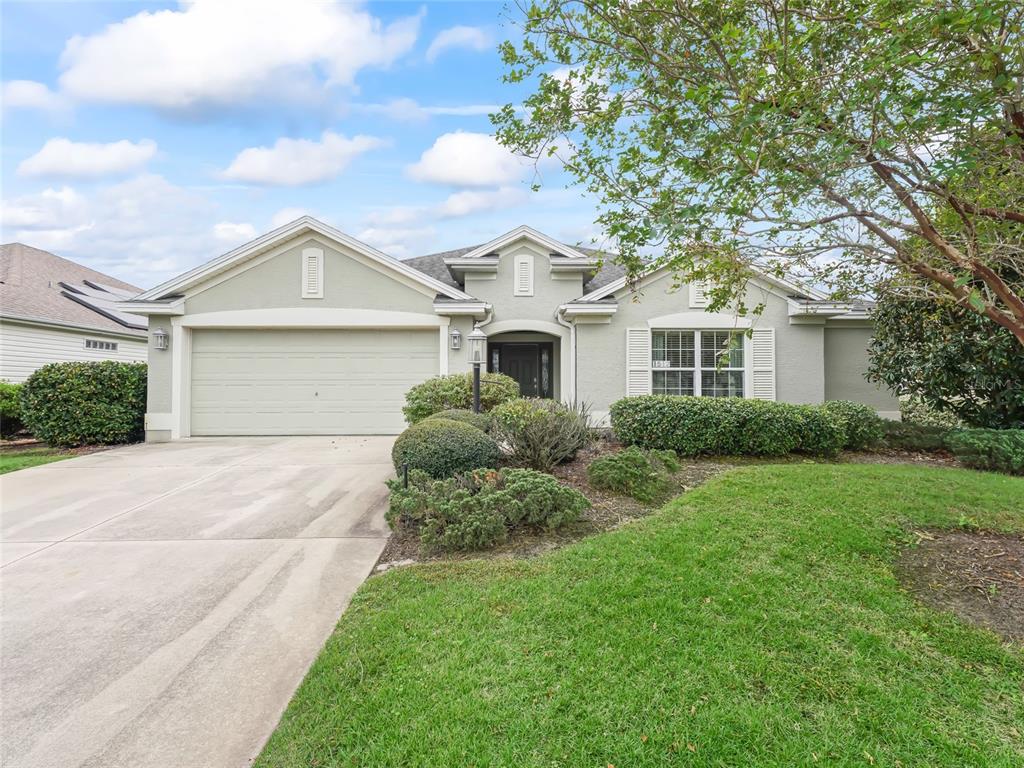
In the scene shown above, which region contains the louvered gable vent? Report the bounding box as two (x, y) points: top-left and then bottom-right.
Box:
(513, 253), (534, 296)
(302, 247), (324, 299)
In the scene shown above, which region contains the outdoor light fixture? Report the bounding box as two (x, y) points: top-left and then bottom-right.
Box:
(449, 328), (462, 350)
(152, 327), (169, 351)
(467, 324), (487, 412)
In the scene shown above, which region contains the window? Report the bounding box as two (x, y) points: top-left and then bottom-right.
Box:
(650, 330), (744, 397)
(85, 339), (118, 351)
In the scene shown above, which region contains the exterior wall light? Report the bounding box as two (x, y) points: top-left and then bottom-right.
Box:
(153, 328), (169, 351)
(450, 328), (462, 350)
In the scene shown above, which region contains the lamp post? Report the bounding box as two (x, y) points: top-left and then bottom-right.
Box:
(467, 324), (487, 413)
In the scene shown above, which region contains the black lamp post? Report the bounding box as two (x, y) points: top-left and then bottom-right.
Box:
(467, 324), (487, 413)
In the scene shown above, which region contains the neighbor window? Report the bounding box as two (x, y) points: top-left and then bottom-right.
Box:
(85, 339), (117, 351)
(651, 330), (744, 397)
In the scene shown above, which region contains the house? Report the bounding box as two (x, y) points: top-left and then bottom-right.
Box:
(0, 243), (148, 382)
(121, 216), (898, 442)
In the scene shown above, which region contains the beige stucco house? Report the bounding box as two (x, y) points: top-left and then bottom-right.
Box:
(121, 216), (898, 442)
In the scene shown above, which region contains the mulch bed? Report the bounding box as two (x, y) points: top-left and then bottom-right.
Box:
(0, 440), (117, 458)
(895, 529), (1024, 643)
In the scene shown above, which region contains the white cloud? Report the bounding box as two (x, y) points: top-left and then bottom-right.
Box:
(57, 0), (422, 110)
(425, 26), (490, 63)
(407, 131), (530, 187)
(1, 80), (67, 112)
(436, 187), (528, 218)
(356, 226), (436, 259)
(17, 138), (157, 179)
(213, 221), (256, 243)
(355, 98), (501, 122)
(222, 131), (385, 186)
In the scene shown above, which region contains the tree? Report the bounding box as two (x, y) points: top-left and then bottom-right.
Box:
(494, 0), (1024, 345)
(867, 279), (1024, 428)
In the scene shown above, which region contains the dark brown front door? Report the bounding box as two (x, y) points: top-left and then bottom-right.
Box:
(489, 342), (553, 398)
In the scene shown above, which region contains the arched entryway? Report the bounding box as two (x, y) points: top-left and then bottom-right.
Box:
(487, 330), (560, 398)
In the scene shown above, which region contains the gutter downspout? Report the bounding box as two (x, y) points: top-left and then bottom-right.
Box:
(555, 307), (577, 404)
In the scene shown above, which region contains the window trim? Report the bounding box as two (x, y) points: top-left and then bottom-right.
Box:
(650, 329), (748, 398)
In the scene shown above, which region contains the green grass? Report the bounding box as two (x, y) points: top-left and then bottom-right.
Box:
(257, 465), (1024, 767)
(0, 447), (70, 474)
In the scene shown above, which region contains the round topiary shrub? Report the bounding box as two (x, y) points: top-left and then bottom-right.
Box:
(425, 408), (493, 432)
(402, 372), (519, 424)
(392, 418), (501, 478)
(823, 400), (885, 450)
(19, 361), (147, 448)
(0, 381), (25, 438)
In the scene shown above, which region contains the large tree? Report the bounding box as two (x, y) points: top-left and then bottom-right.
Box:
(494, 0), (1024, 345)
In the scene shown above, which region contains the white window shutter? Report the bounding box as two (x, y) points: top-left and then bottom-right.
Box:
(625, 328), (652, 396)
(302, 247), (324, 299)
(750, 328), (776, 400)
(513, 254), (534, 296)
(689, 280), (709, 308)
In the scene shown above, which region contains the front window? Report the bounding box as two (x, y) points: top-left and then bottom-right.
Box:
(651, 330), (744, 397)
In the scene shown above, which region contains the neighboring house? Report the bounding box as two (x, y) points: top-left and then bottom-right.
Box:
(0, 243), (147, 382)
(121, 216), (898, 442)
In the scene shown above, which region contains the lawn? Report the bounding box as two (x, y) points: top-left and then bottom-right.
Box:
(0, 447), (70, 474)
(257, 464), (1024, 767)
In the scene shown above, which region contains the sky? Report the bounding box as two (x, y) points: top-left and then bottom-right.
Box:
(0, 0), (601, 290)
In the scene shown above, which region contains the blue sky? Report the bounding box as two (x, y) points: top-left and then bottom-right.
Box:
(1, 1), (599, 289)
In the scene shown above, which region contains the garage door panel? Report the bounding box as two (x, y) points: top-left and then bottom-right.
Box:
(190, 329), (437, 435)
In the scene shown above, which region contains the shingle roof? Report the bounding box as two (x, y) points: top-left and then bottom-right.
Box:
(0, 243), (146, 335)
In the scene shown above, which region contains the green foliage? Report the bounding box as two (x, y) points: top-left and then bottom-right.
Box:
(586, 446), (679, 504)
(610, 396), (844, 457)
(822, 400), (885, 450)
(882, 421), (951, 453)
(402, 373), (519, 424)
(491, 398), (591, 471)
(386, 467), (589, 553)
(392, 419), (500, 479)
(901, 397), (964, 429)
(944, 429), (1024, 475)
(19, 362), (147, 448)
(868, 287), (1024, 429)
(425, 408), (493, 432)
(0, 382), (24, 438)
(494, 1), (1024, 340)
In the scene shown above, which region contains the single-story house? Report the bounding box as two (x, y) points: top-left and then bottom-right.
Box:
(121, 216), (898, 442)
(0, 243), (148, 383)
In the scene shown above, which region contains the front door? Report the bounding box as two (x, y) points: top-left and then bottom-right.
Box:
(490, 342), (553, 398)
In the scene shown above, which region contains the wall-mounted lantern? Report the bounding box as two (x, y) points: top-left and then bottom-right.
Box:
(449, 328), (462, 350)
(153, 327), (169, 351)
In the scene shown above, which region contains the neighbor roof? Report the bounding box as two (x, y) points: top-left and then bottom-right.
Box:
(0, 243), (146, 335)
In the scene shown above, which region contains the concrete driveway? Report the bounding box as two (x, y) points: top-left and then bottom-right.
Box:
(0, 436), (395, 768)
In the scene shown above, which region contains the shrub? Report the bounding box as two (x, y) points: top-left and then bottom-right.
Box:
(19, 362), (146, 447)
(386, 467), (589, 552)
(391, 418), (500, 478)
(491, 398), (591, 471)
(425, 408), (493, 432)
(881, 421), (950, 452)
(587, 446), (679, 504)
(1, 382), (25, 438)
(402, 372), (519, 424)
(900, 397), (963, 429)
(944, 429), (1024, 475)
(823, 400), (885, 450)
(788, 405), (847, 457)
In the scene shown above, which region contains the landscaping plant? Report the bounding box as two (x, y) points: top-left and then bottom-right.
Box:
(0, 381), (24, 438)
(402, 372), (519, 424)
(391, 418), (501, 479)
(491, 398), (591, 471)
(586, 446), (679, 504)
(882, 421), (951, 453)
(944, 428), (1024, 476)
(424, 408), (493, 432)
(822, 400), (885, 451)
(386, 467), (589, 553)
(19, 361), (147, 447)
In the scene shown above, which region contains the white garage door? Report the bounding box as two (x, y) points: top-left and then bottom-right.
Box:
(190, 328), (438, 435)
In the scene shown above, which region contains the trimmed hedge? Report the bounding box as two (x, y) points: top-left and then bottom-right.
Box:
(491, 398), (591, 471)
(391, 418), (501, 478)
(402, 372), (519, 424)
(386, 467), (589, 552)
(1, 382), (24, 438)
(944, 429), (1024, 475)
(425, 408), (493, 432)
(19, 362), (147, 447)
(882, 421), (950, 452)
(823, 400), (885, 450)
(610, 396), (846, 457)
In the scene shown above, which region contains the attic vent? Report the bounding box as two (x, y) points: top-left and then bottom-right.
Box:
(301, 247), (324, 299)
(85, 339), (118, 351)
(514, 253), (534, 297)
(690, 279), (709, 308)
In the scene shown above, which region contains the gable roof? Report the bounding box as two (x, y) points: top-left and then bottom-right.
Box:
(0, 243), (146, 335)
(136, 216), (474, 302)
(455, 225), (594, 261)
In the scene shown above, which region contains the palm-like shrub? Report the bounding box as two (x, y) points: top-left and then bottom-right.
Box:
(491, 398), (591, 471)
